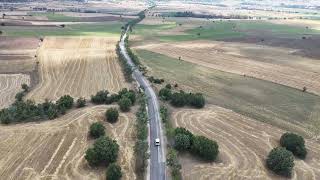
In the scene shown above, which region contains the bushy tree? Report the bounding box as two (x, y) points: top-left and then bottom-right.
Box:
(106, 163), (122, 180)
(280, 132), (307, 159)
(106, 108), (119, 123)
(188, 93), (205, 108)
(91, 90), (109, 104)
(15, 92), (25, 101)
(118, 97), (132, 112)
(174, 127), (194, 139)
(165, 84), (172, 89)
(118, 88), (136, 104)
(170, 92), (187, 107)
(21, 83), (29, 92)
(159, 87), (172, 101)
(56, 95), (74, 111)
(166, 149), (182, 180)
(191, 135), (219, 161)
(85, 136), (119, 166)
(174, 133), (191, 151)
(89, 122), (105, 139)
(266, 147), (294, 177)
(76, 97), (86, 108)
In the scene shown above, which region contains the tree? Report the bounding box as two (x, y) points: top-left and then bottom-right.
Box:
(280, 132), (307, 159)
(188, 93), (205, 108)
(191, 135), (219, 161)
(106, 163), (122, 180)
(266, 147), (294, 177)
(170, 92), (186, 107)
(165, 84), (172, 89)
(118, 97), (132, 112)
(93, 136), (119, 165)
(159, 87), (172, 101)
(118, 88), (136, 104)
(174, 127), (193, 139)
(174, 133), (191, 151)
(166, 149), (182, 180)
(15, 92), (25, 101)
(91, 90), (109, 104)
(76, 97), (86, 108)
(89, 122), (105, 139)
(56, 95), (74, 110)
(21, 83), (29, 92)
(85, 148), (99, 166)
(106, 108), (119, 123)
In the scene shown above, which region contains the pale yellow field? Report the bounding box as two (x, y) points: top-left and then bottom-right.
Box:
(0, 74), (30, 109)
(0, 105), (136, 180)
(135, 40), (320, 95)
(172, 106), (320, 180)
(27, 37), (129, 102)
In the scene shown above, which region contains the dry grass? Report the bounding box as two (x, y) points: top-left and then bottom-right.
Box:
(26, 36), (129, 102)
(172, 105), (320, 180)
(135, 40), (320, 95)
(0, 105), (136, 180)
(0, 74), (30, 109)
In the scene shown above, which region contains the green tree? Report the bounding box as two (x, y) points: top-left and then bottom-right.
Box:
(170, 92), (187, 107)
(106, 163), (122, 180)
(15, 92), (25, 101)
(76, 97), (86, 108)
(266, 147), (294, 177)
(89, 122), (105, 139)
(91, 90), (109, 104)
(280, 132), (307, 159)
(174, 133), (191, 151)
(188, 93), (205, 108)
(118, 97), (132, 112)
(56, 95), (74, 110)
(118, 88), (136, 104)
(166, 149), (182, 180)
(21, 83), (29, 92)
(159, 87), (172, 101)
(191, 136), (219, 161)
(174, 127), (194, 139)
(85, 148), (99, 166)
(93, 136), (119, 165)
(106, 108), (119, 123)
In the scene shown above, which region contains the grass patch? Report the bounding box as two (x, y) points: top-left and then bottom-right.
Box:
(28, 12), (80, 22)
(135, 49), (320, 135)
(1, 22), (124, 37)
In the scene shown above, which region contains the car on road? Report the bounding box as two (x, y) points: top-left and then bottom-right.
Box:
(154, 138), (160, 146)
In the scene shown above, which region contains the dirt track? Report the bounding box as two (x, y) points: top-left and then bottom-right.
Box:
(0, 74), (30, 109)
(0, 105), (136, 180)
(135, 41), (320, 95)
(172, 105), (320, 180)
(27, 37), (128, 102)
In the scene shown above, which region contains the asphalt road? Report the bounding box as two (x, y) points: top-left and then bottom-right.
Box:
(120, 29), (166, 180)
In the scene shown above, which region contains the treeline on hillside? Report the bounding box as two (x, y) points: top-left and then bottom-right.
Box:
(160, 11), (250, 19)
(159, 84), (205, 108)
(0, 86), (136, 124)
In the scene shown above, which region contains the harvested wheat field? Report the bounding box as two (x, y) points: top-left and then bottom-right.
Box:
(135, 41), (320, 95)
(0, 105), (136, 180)
(172, 105), (320, 180)
(0, 74), (30, 109)
(27, 37), (128, 102)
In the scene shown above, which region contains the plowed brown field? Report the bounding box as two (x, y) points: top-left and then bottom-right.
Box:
(135, 41), (320, 95)
(172, 106), (320, 180)
(0, 105), (136, 180)
(0, 74), (30, 109)
(26, 37), (128, 102)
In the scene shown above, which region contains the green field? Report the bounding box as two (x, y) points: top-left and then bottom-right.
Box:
(135, 49), (320, 136)
(132, 20), (320, 42)
(1, 22), (124, 37)
(28, 12), (80, 22)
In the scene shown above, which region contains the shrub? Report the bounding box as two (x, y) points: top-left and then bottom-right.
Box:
(106, 163), (122, 180)
(89, 122), (105, 139)
(159, 88), (172, 101)
(118, 97), (132, 112)
(106, 108), (119, 123)
(174, 133), (191, 151)
(76, 97), (86, 108)
(118, 88), (136, 104)
(191, 135), (219, 161)
(266, 147), (294, 177)
(188, 93), (205, 108)
(21, 83), (29, 92)
(56, 95), (74, 110)
(170, 92), (187, 107)
(91, 90), (109, 104)
(280, 132), (307, 159)
(165, 84), (172, 89)
(15, 92), (25, 101)
(174, 127), (194, 139)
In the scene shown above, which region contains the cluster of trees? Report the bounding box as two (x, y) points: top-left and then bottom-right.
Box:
(91, 88), (136, 112)
(133, 93), (149, 179)
(86, 123), (122, 180)
(148, 76), (165, 84)
(116, 43), (133, 82)
(166, 149), (182, 180)
(159, 86), (205, 108)
(0, 84), (78, 124)
(162, 11), (249, 19)
(173, 127), (219, 161)
(266, 132), (307, 177)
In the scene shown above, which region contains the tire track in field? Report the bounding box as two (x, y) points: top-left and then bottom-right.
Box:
(172, 105), (320, 180)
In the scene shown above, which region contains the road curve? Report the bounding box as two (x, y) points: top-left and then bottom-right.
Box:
(119, 28), (166, 180)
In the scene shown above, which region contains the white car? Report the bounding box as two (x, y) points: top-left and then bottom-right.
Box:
(154, 138), (160, 146)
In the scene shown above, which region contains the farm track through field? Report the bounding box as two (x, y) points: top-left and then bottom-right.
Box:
(135, 42), (320, 95)
(0, 105), (136, 180)
(26, 37), (128, 102)
(0, 74), (30, 109)
(172, 106), (320, 180)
